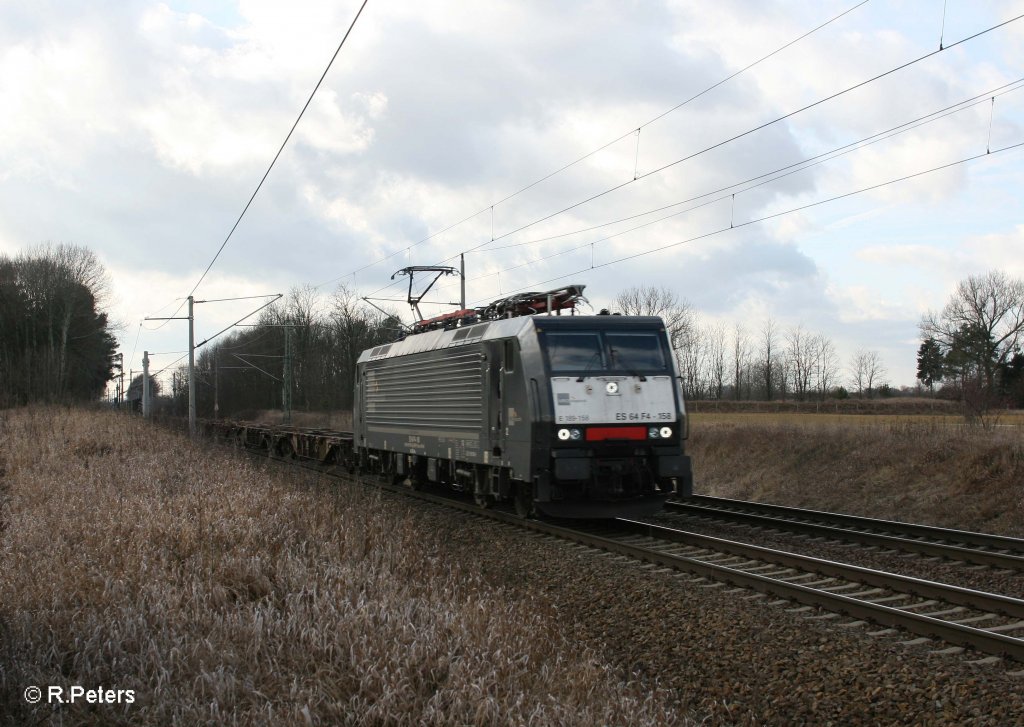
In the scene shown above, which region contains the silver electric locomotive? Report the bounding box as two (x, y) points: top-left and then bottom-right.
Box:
(354, 287), (693, 518)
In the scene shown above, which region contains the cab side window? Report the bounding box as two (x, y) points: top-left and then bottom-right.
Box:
(503, 339), (515, 373)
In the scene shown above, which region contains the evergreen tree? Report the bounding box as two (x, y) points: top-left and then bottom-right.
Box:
(916, 337), (944, 391)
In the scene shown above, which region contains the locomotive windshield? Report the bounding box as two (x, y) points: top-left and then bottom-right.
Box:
(606, 332), (666, 371)
(543, 330), (669, 374)
(545, 332), (605, 371)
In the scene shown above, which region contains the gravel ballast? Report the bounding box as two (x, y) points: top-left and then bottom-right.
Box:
(646, 511), (1024, 600)
(414, 497), (1024, 725)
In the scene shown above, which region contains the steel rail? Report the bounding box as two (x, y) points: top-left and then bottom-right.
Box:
(666, 497), (1024, 570)
(614, 518), (1024, 618)
(681, 495), (1024, 551)
(588, 519), (1024, 662)
(228, 429), (1024, 661)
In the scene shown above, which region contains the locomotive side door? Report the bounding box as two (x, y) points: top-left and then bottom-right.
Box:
(353, 362), (365, 446)
(485, 337), (527, 463)
(488, 340), (508, 460)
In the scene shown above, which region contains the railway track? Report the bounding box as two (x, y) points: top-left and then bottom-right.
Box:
(593, 518), (1024, 663)
(246, 445), (1024, 664)
(397, 487), (1024, 663)
(664, 495), (1024, 571)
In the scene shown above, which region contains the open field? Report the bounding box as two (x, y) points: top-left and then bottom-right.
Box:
(691, 396), (1024, 423)
(693, 411), (1024, 428)
(0, 407), (680, 726)
(688, 413), (1024, 536)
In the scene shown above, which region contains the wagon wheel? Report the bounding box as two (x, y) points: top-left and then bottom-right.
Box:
(473, 487), (492, 509)
(390, 473), (421, 489)
(514, 483), (534, 519)
(473, 467), (492, 509)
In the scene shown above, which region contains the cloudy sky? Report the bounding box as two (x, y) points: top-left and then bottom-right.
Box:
(2, 0), (1022, 390)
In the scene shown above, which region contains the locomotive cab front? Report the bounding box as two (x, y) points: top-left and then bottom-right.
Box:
(527, 316), (693, 517)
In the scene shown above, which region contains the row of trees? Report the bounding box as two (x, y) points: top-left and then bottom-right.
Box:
(3, 244), (1009, 418)
(917, 270), (1024, 413)
(153, 272), (1022, 419)
(0, 244), (118, 406)
(157, 283), (892, 418)
(156, 286), (398, 418)
(616, 286), (887, 402)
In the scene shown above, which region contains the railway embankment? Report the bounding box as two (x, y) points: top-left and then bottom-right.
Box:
(689, 414), (1024, 537)
(5, 406), (1024, 725)
(0, 406), (681, 725)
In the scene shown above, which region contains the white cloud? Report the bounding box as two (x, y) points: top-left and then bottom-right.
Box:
(963, 225), (1024, 278)
(0, 0), (1021, 390)
(826, 281), (915, 323)
(855, 243), (954, 269)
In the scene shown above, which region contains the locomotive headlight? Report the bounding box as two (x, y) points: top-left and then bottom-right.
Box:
(648, 427), (659, 439)
(569, 428), (582, 441)
(557, 428), (571, 441)
(659, 426), (673, 439)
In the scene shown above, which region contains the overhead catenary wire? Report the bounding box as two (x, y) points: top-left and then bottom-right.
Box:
(412, 78), (1024, 301)
(135, 7), (1024, 367)
(140, 296), (187, 333)
(364, 11), (1024, 301)
(407, 76), (1024, 304)
(312, 0), (873, 292)
(466, 140), (1024, 305)
(471, 79), (1024, 256)
(635, 14), (1023, 183)
(186, 0), (369, 301)
(148, 295), (283, 378)
(195, 294), (287, 304)
(131, 1), (368, 372)
(151, 0), (370, 335)
(127, 320), (142, 370)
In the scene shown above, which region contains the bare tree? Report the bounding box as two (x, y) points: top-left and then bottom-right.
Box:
(706, 322), (727, 400)
(285, 285), (325, 410)
(921, 270), (1024, 392)
(850, 349), (886, 398)
(758, 317), (780, 401)
(676, 325), (706, 400)
(329, 284), (400, 409)
(865, 350), (887, 396)
(732, 323), (751, 400)
(786, 324), (815, 401)
(812, 333), (840, 399)
(616, 285), (694, 354)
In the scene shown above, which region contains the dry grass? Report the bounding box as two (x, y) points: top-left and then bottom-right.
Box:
(689, 414), (1024, 536)
(690, 397), (964, 415)
(693, 410), (1024, 428)
(0, 406), (680, 726)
